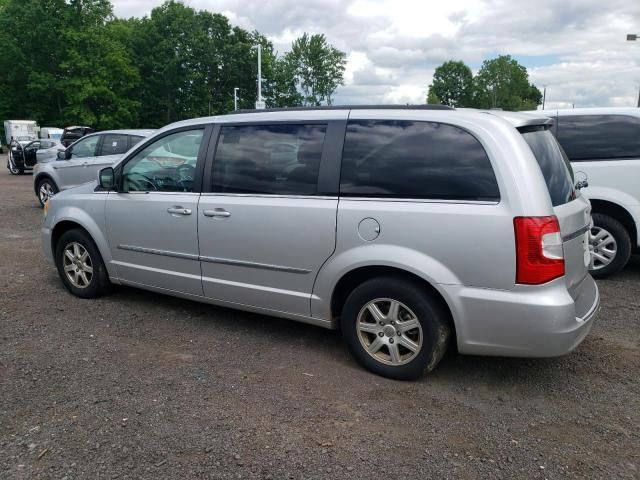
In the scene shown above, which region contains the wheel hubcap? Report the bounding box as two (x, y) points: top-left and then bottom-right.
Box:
(62, 242), (93, 288)
(356, 298), (423, 366)
(589, 226), (617, 270)
(39, 183), (54, 203)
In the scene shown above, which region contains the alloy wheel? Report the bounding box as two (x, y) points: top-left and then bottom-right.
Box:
(39, 182), (55, 204)
(62, 242), (93, 288)
(356, 298), (423, 366)
(590, 226), (617, 270)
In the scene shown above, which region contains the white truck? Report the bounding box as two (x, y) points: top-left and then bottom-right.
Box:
(4, 120), (39, 145)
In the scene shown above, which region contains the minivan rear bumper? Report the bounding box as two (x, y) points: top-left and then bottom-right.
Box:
(442, 275), (599, 357)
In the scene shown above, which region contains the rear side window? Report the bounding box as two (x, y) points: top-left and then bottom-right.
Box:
(101, 134), (130, 156)
(522, 129), (575, 206)
(130, 135), (145, 147)
(340, 120), (499, 201)
(212, 124), (326, 195)
(556, 115), (640, 161)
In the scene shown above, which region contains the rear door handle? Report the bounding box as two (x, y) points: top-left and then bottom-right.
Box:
(203, 209), (231, 218)
(167, 206), (192, 215)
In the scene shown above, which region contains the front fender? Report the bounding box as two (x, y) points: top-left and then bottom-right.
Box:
(48, 200), (116, 279)
(311, 244), (461, 321)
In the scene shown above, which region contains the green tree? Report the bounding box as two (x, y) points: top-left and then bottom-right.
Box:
(472, 55), (542, 111)
(427, 60), (473, 107)
(0, 0), (140, 129)
(285, 33), (346, 106)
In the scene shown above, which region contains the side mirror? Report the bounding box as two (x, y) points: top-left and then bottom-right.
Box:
(57, 149), (70, 160)
(99, 167), (117, 191)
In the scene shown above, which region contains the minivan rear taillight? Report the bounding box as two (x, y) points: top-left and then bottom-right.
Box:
(514, 216), (564, 285)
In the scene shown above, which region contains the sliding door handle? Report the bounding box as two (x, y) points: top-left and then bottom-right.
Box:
(167, 206), (192, 215)
(203, 209), (231, 218)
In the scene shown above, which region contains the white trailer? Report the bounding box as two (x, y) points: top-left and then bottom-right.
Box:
(4, 120), (39, 145)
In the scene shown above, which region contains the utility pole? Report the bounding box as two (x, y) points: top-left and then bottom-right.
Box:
(234, 87), (239, 111)
(542, 87), (546, 110)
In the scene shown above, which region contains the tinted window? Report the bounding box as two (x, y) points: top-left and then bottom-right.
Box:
(556, 115), (640, 161)
(130, 135), (145, 147)
(212, 124), (326, 195)
(340, 120), (499, 200)
(122, 129), (203, 192)
(70, 135), (99, 158)
(101, 134), (130, 156)
(522, 129), (575, 206)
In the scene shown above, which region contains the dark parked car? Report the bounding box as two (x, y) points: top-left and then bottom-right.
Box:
(60, 126), (95, 147)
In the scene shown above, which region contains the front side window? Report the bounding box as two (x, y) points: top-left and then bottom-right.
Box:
(121, 129), (203, 192)
(556, 115), (640, 161)
(522, 129), (575, 207)
(101, 134), (130, 156)
(69, 135), (99, 158)
(211, 124), (326, 195)
(340, 120), (500, 201)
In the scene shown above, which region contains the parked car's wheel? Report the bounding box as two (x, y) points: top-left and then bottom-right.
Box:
(37, 177), (58, 207)
(54, 229), (111, 298)
(7, 157), (23, 175)
(589, 213), (632, 279)
(341, 277), (451, 380)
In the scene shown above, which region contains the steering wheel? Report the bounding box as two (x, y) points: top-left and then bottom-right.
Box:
(177, 164), (196, 181)
(125, 172), (158, 191)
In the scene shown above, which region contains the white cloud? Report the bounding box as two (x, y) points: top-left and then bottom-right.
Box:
(112, 0), (640, 107)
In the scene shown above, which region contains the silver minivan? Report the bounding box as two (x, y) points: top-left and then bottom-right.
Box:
(33, 129), (155, 206)
(41, 107), (599, 379)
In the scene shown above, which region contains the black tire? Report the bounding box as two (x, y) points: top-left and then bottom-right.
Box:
(589, 213), (632, 279)
(36, 177), (59, 207)
(341, 277), (451, 380)
(54, 228), (111, 298)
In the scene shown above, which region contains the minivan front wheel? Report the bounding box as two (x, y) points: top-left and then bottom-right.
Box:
(589, 213), (631, 279)
(55, 229), (111, 298)
(341, 277), (450, 380)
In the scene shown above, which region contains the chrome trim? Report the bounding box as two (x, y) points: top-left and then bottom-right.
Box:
(199, 193), (338, 200)
(117, 244), (310, 274)
(199, 255), (310, 274)
(118, 244), (198, 261)
(562, 224), (590, 242)
(340, 197), (500, 205)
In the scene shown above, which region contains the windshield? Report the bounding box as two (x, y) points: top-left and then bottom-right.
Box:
(522, 129), (575, 207)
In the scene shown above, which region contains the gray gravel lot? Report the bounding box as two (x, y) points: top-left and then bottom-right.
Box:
(0, 167), (639, 479)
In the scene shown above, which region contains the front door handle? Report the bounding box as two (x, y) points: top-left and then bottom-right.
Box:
(203, 209), (231, 218)
(167, 206), (192, 215)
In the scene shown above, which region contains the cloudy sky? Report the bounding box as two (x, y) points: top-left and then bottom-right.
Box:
(112, 0), (640, 109)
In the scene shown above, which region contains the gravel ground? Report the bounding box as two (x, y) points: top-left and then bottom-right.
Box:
(0, 166), (639, 480)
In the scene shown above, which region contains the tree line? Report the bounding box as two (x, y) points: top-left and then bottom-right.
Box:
(0, 0), (347, 132)
(427, 56), (542, 110)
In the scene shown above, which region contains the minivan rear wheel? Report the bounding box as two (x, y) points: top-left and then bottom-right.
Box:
(341, 277), (450, 380)
(589, 213), (631, 279)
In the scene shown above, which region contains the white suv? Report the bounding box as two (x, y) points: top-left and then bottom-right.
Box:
(536, 108), (640, 277)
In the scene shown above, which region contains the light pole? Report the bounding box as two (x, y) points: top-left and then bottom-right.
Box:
(234, 87), (239, 111)
(255, 44), (265, 109)
(626, 34), (639, 107)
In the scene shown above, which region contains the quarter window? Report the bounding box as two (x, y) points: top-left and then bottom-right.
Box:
(101, 134), (130, 156)
(340, 120), (500, 201)
(211, 124), (326, 195)
(121, 129), (203, 193)
(556, 115), (640, 161)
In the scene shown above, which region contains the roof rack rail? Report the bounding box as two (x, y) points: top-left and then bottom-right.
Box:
(235, 104), (454, 114)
